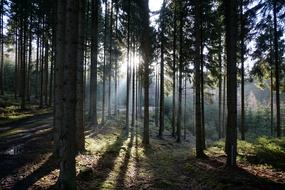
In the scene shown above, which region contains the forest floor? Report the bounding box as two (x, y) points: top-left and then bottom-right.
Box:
(0, 113), (285, 190)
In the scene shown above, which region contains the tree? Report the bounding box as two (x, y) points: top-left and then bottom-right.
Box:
(171, 0), (177, 138)
(131, 39), (136, 128)
(0, 0), (4, 95)
(218, 35), (223, 139)
(108, 0), (113, 117)
(126, 0), (131, 134)
(90, 0), (100, 126)
(114, 0), (119, 116)
(159, 0), (166, 138)
(102, 0), (108, 125)
(20, 5), (27, 110)
(250, 0), (285, 137)
(194, 0), (206, 158)
(176, 0), (184, 143)
(137, 0), (150, 146)
(56, 0), (80, 188)
(76, 0), (85, 153)
(273, 0), (281, 137)
(224, 0), (238, 167)
(240, 0), (246, 140)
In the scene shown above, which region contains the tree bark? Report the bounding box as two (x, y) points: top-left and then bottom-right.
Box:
(138, 0), (150, 146)
(0, 0), (4, 95)
(49, 31), (55, 106)
(44, 38), (49, 106)
(20, 19), (27, 110)
(218, 37), (222, 139)
(172, 0), (177, 138)
(54, 0), (65, 158)
(14, 29), (18, 99)
(159, 0), (166, 138)
(176, 0), (183, 143)
(90, 0), (99, 126)
(126, 0), (131, 134)
(108, 0), (113, 117)
(132, 41), (136, 127)
(35, 32), (40, 99)
(273, 0), (281, 138)
(40, 33), (44, 108)
(224, 0), (238, 167)
(270, 70), (274, 136)
(200, 45), (206, 149)
(76, 0), (85, 153)
(114, 2), (118, 116)
(27, 16), (32, 102)
(183, 78), (187, 140)
(240, 0), (245, 140)
(102, 1), (108, 125)
(195, 0), (205, 157)
(155, 67), (159, 128)
(57, 0), (79, 188)
(222, 65), (226, 138)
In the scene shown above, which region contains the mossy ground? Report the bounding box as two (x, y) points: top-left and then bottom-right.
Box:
(0, 114), (284, 189)
(188, 138), (285, 190)
(0, 95), (52, 126)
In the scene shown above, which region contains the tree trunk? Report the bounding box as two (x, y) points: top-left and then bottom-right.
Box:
(84, 0), (89, 116)
(183, 78), (187, 140)
(126, 0), (131, 134)
(132, 42), (136, 127)
(0, 0), (4, 95)
(159, 0), (166, 138)
(155, 67), (159, 128)
(90, 0), (99, 126)
(114, 2), (118, 116)
(224, 0), (238, 167)
(54, 0), (65, 158)
(49, 32), (55, 106)
(76, 0), (85, 153)
(200, 46), (206, 149)
(194, 0), (205, 157)
(240, 0), (245, 140)
(270, 70), (274, 136)
(102, 1), (108, 125)
(27, 17), (32, 102)
(44, 38), (49, 106)
(136, 55), (139, 120)
(108, 0), (113, 117)
(35, 33), (40, 99)
(273, 0), (281, 138)
(172, 0), (177, 138)
(269, 26), (274, 137)
(20, 19), (27, 110)
(222, 65), (226, 138)
(40, 35), (44, 108)
(57, 0), (79, 188)
(14, 30), (18, 99)
(218, 37), (222, 139)
(139, 0), (150, 146)
(176, 1), (183, 143)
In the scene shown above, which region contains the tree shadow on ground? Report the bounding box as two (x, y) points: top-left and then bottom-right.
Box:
(0, 112), (52, 128)
(12, 153), (58, 190)
(137, 127), (193, 190)
(114, 127), (134, 190)
(140, 126), (285, 190)
(77, 128), (128, 189)
(0, 114), (53, 151)
(187, 156), (285, 190)
(0, 132), (52, 182)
